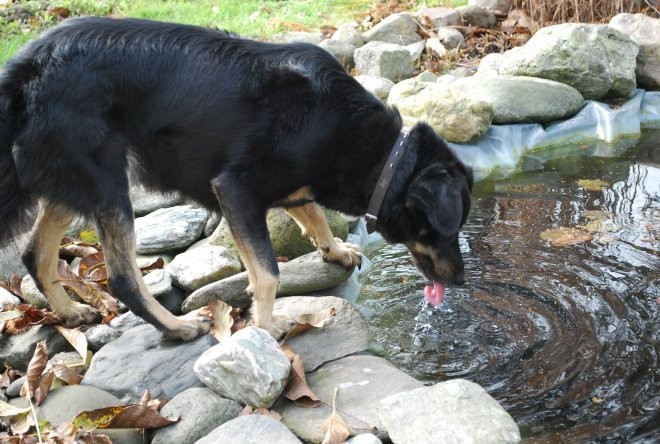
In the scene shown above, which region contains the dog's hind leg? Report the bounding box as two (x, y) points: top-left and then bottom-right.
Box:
(93, 201), (211, 341)
(285, 202), (362, 269)
(22, 200), (100, 327)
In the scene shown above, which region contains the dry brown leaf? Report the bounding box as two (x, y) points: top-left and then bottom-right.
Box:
(20, 340), (49, 400)
(75, 431), (113, 444)
(55, 326), (88, 362)
(57, 260), (118, 316)
(540, 227), (593, 247)
(2, 304), (60, 335)
(577, 179), (610, 191)
(47, 421), (80, 443)
(78, 252), (106, 278)
(322, 387), (353, 444)
(59, 241), (100, 258)
(282, 347), (321, 407)
(208, 300), (234, 341)
(52, 362), (83, 385)
(136, 257), (165, 273)
(283, 307), (336, 340)
(0, 399), (30, 417)
(9, 409), (34, 435)
(9, 274), (23, 298)
(34, 367), (54, 405)
(73, 404), (178, 429)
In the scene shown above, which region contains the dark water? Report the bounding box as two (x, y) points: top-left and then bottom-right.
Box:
(357, 130), (660, 442)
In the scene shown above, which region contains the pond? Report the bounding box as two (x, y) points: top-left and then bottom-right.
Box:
(356, 129), (659, 442)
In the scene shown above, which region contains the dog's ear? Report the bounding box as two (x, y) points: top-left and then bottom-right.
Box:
(406, 165), (463, 237)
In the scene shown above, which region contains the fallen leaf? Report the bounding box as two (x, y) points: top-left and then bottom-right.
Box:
(9, 409), (34, 435)
(283, 308), (337, 340)
(2, 305), (60, 335)
(321, 387), (353, 444)
(57, 260), (118, 316)
(79, 252), (106, 281)
(208, 300), (234, 341)
(52, 362), (83, 385)
(282, 346), (321, 407)
(136, 257), (165, 272)
(539, 227), (593, 247)
(0, 399), (30, 417)
(34, 367), (54, 405)
(9, 274), (23, 298)
(21, 340), (49, 400)
(59, 241), (100, 258)
(55, 326), (88, 362)
(577, 179), (609, 191)
(47, 421), (80, 442)
(75, 431), (113, 443)
(79, 230), (100, 245)
(73, 404), (178, 429)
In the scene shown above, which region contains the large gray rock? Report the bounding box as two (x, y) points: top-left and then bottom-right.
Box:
(195, 415), (302, 444)
(0, 325), (73, 370)
(454, 75), (585, 124)
(468, 0), (512, 13)
(209, 208), (348, 261)
(354, 41), (415, 82)
(84, 324), (119, 350)
(275, 296), (369, 371)
(417, 7), (462, 28)
(319, 39), (357, 67)
(435, 26), (465, 49)
(387, 76), (493, 143)
(194, 327), (291, 408)
(82, 324), (216, 403)
(379, 379), (521, 444)
(498, 23), (639, 100)
(166, 245), (241, 292)
(354, 75), (396, 100)
(363, 13), (422, 46)
(151, 387), (242, 444)
(609, 13), (660, 90)
(129, 184), (183, 216)
(182, 252), (354, 311)
(456, 5), (497, 28)
(9, 385), (143, 444)
(331, 22), (364, 48)
(135, 205), (209, 254)
(275, 355), (424, 442)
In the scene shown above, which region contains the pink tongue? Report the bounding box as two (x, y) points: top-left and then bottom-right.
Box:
(424, 282), (445, 306)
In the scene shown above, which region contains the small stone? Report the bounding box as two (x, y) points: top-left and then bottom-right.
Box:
(84, 324), (120, 350)
(166, 245), (241, 292)
(195, 415), (302, 444)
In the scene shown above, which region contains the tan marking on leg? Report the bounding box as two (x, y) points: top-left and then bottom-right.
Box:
(28, 201), (99, 326)
(285, 203), (361, 269)
(99, 215), (210, 340)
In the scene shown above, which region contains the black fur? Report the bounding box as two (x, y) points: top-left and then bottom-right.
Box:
(0, 17), (472, 337)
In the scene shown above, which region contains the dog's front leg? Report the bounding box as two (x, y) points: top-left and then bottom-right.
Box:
(286, 203), (362, 269)
(212, 179), (290, 339)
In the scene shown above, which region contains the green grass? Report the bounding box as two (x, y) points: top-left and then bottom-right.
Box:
(0, 0), (469, 64)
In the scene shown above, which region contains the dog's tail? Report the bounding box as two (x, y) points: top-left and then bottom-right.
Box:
(0, 95), (32, 246)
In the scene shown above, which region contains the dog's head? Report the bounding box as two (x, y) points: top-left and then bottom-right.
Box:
(379, 125), (473, 305)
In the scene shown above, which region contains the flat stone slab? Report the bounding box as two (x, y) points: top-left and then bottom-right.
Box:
(275, 355), (423, 442)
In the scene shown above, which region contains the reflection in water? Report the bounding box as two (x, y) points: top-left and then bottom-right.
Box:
(358, 131), (659, 442)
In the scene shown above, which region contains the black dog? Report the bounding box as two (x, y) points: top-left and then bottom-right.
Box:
(0, 17), (473, 340)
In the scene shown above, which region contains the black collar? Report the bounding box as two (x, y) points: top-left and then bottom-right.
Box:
(365, 132), (408, 233)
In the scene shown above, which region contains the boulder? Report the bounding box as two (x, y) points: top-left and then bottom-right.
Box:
(468, 0), (512, 13)
(436, 26), (465, 49)
(417, 7), (462, 28)
(331, 23), (364, 48)
(354, 75), (396, 100)
(453, 75), (585, 124)
(354, 41), (415, 82)
(135, 205), (209, 254)
(275, 296), (370, 371)
(151, 387), (242, 444)
(387, 76), (493, 143)
(209, 207), (348, 261)
(194, 327), (291, 408)
(195, 415), (302, 444)
(362, 13), (422, 46)
(456, 5), (497, 28)
(319, 39), (357, 67)
(82, 324), (216, 403)
(498, 23), (639, 100)
(609, 13), (660, 90)
(182, 252), (354, 311)
(166, 245), (241, 291)
(275, 355), (423, 442)
(129, 184), (182, 216)
(379, 379), (521, 444)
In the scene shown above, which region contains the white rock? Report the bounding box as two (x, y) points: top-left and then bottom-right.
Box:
(166, 245), (241, 292)
(194, 327), (291, 408)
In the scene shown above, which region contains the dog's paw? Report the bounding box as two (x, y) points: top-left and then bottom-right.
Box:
(56, 302), (101, 328)
(246, 310), (294, 341)
(323, 238), (362, 269)
(164, 315), (213, 341)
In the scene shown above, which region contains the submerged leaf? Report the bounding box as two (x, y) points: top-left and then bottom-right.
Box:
(577, 179), (609, 191)
(540, 227), (593, 247)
